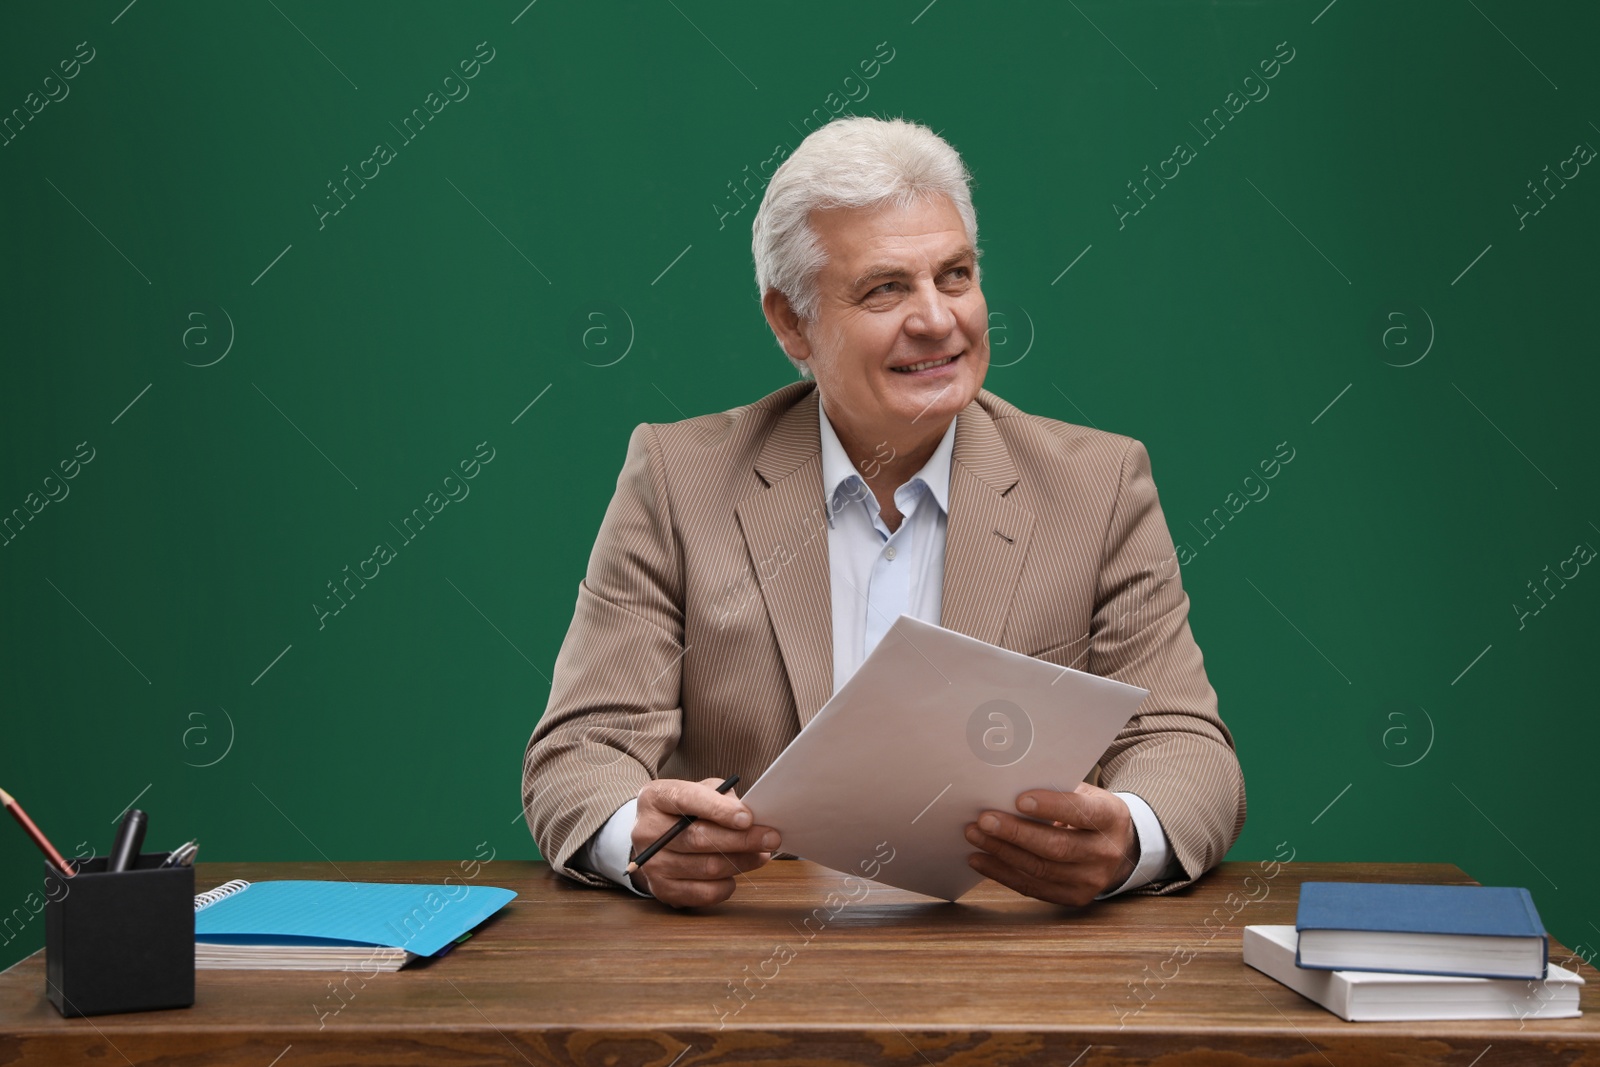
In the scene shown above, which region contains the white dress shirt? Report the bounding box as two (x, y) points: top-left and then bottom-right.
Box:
(577, 398), (1180, 897)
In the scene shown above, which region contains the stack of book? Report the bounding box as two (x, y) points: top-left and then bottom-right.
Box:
(1244, 882), (1584, 1022)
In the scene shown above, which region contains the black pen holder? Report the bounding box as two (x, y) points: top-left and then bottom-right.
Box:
(44, 854), (194, 1017)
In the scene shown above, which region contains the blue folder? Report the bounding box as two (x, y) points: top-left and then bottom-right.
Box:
(195, 880), (516, 958)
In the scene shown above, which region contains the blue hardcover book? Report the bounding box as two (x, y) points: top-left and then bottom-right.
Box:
(193, 879), (516, 970)
(1295, 882), (1547, 980)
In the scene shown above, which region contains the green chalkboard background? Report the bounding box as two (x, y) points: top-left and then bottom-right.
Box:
(3, 0), (1597, 976)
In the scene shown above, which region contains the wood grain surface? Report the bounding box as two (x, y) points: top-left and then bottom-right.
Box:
(2, 859), (1595, 1066)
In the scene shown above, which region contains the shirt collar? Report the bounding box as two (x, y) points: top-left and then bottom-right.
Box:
(818, 394), (958, 527)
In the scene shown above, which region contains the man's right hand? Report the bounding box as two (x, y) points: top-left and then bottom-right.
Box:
(629, 777), (779, 907)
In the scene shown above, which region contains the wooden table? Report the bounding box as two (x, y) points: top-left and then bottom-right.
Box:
(1, 859), (1595, 1065)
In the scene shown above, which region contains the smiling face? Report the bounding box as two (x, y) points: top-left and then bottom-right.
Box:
(764, 194), (990, 446)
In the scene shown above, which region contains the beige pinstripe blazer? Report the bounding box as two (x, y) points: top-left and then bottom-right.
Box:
(523, 381), (1246, 893)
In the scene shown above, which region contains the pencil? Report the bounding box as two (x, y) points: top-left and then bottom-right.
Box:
(0, 786), (75, 877)
(625, 774), (740, 874)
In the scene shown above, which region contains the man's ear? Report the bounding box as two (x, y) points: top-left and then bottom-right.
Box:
(761, 288), (812, 368)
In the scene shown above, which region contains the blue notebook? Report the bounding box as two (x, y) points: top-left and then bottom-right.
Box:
(1295, 882), (1547, 980)
(194, 879), (516, 967)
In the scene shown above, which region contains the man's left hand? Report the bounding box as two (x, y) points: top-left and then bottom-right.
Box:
(964, 783), (1138, 906)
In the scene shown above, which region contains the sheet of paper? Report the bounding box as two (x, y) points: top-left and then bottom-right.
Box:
(743, 615), (1149, 901)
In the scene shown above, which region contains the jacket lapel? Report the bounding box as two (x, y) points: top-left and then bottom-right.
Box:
(940, 392), (1035, 646)
(734, 387), (1036, 733)
(734, 387), (835, 730)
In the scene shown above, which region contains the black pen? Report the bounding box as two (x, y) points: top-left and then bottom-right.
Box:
(626, 775), (740, 874)
(108, 809), (147, 873)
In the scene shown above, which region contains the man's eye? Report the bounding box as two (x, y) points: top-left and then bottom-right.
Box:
(945, 267), (971, 281)
(866, 282), (897, 297)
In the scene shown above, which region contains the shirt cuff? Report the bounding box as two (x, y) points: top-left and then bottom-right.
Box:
(574, 796), (652, 897)
(1095, 791), (1181, 899)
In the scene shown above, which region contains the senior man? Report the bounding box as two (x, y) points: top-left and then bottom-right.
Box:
(523, 116), (1245, 909)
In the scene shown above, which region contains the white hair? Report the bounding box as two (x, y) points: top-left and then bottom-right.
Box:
(751, 116), (982, 378)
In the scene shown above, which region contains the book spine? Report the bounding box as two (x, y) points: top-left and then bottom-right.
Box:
(1329, 976), (1355, 1022)
(1517, 888), (1544, 933)
(1517, 888), (1549, 974)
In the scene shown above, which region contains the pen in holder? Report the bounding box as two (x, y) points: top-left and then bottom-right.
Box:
(44, 853), (195, 1017)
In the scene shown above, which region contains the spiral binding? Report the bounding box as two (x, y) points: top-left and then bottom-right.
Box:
(193, 878), (251, 912)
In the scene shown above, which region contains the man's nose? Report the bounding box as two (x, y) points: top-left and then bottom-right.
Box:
(904, 282), (956, 337)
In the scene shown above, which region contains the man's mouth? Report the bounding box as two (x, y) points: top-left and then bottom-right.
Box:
(890, 353), (961, 374)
